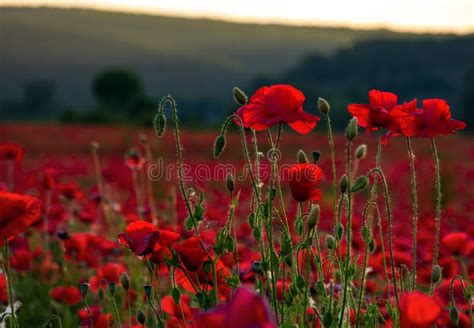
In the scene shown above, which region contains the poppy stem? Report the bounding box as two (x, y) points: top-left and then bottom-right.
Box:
(406, 137), (418, 291)
(111, 293), (122, 327)
(430, 137), (442, 296)
(2, 238), (18, 328)
(324, 112), (338, 231)
(82, 297), (94, 328)
(142, 137), (158, 226)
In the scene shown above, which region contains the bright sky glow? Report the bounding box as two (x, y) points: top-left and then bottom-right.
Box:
(1, 0), (474, 34)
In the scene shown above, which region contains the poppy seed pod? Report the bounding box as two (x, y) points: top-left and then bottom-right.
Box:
(153, 112), (166, 137)
(144, 284), (153, 299)
(312, 151), (321, 163)
(355, 144), (367, 159)
(297, 149), (309, 164)
(431, 264), (442, 283)
(121, 272), (130, 290)
(340, 175), (349, 193)
(213, 135), (226, 158)
(233, 87), (248, 105)
(226, 173), (235, 192)
(137, 309), (146, 324)
(307, 205), (320, 231)
(318, 97), (330, 115)
(351, 176), (369, 193)
(345, 118), (358, 141)
(80, 283), (90, 298)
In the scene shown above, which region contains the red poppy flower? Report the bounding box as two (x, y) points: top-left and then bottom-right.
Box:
(196, 288), (275, 328)
(58, 182), (83, 200)
(118, 220), (160, 256)
(348, 90), (401, 133)
(234, 85), (319, 134)
(0, 143), (25, 162)
(399, 292), (442, 328)
(173, 237), (207, 272)
(0, 275), (7, 304)
(0, 192), (41, 244)
(287, 164), (323, 202)
(125, 148), (146, 170)
(161, 294), (193, 322)
(49, 286), (82, 305)
(97, 262), (126, 284)
(442, 232), (470, 256)
(396, 99), (466, 138)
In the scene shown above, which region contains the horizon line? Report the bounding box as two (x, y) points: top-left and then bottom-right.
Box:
(2, 4), (474, 35)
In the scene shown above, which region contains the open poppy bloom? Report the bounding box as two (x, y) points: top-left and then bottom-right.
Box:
(0, 143), (25, 162)
(118, 220), (160, 256)
(49, 286), (82, 305)
(348, 90), (399, 133)
(396, 99), (466, 138)
(442, 232), (470, 256)
(0, 192), (41, 244)
(287, 164), (323, 202)
(399, 292), (442, 328)
(196, 288), (275, 328)
(234, 84), (319, 134)
(172, 237), (207, 272)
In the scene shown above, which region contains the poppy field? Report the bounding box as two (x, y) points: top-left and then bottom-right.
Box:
(0, 86), (472, 327)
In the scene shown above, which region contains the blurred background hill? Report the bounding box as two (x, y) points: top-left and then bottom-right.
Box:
(1, 7), (473, 129)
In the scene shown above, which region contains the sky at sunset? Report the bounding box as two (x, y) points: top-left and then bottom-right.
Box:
(1, 0), (474, 33)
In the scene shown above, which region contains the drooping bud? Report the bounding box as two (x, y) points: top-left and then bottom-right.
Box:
(450, 306), (459, 325)
(312, 151), (321, 163)
(144, 284), (153, 299)
(326, 235), (336, 250)
(307, 205), (320, 231)
(226, 173), (235, 192)
(431, 264), (442, 283)
(297, 149), (309, 163)
(80, 283), (90, 298)
(340, 175), (349, 193)
(318, 97), (330, 115)
(137, 309), (146, 325)
(233, 87), (248, 105)
(121, 272), (130, 290)
(153, 112), (167, 137)
(351, 176), (369, 193)
(213, 135), (226, 158)
(345, 118), (358, 141)
(355, 144), (367, 159)
(108, 282), (116, 296)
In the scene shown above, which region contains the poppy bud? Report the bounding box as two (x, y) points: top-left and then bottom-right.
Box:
(368, 239), (376, 253)
(144, 284), (153, 299)
(318, 97), (330, 115)
(57, 230), (70, 240)
(307, 205), (320, 231)
(153, 112), (167, 137)
(336, 224), (344, 241)
(297, 149), (309, 163)
(226, 173), (234, 192)
(355, 144), (367, 159)
(326, 235), (335, 250)
(431, 264), (442, 283)
(340, 175), (349, 193)
(312, 151), (321, 163)
(248, 212), (256, 228)
(202, 261), (212, 274)
(121, 272), (130, 290)
(171, 287), (181, 304)
(233, 87), (248, 105)
(345, 118), (358, 141)
(351, 176), (369, 193)
(450, 306), (459, 325)
(213, 135), (226, 158)
(80, 283), (90, 298)
(252, 261), (263, 274)
(89, 141), (99, 152)
(108, 282), (116, 296)
(137, 309), (146, 324)
(253, 227), (261, 242)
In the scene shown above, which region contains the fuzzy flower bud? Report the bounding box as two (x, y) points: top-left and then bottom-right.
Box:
(297, 149), (309, 164)
(340, 175), (349, 194)
(153, 112), (167, 137)
(351, 176), (369, 193)
(345, 118), (358, 141)
(326, 235), (336, 250)
(318, 97), (330, 115)
(226, 173), (235, 192)
(213, 135), (226, 158)
(121, 272), (130, 290)
(431, 264), (442, 283)
(355, 144), (367, 159)
(307, 205), (320, 231)
(233, 87), (248, 105)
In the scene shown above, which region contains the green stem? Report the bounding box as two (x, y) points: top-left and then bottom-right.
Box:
(111, 294), (122, 327)
(2, 239), (18, 328)
(430, 137), (442, 296)
(406, 137), (418, 291)
(324, 113), (338, 226)
(82, 297), (94, 328)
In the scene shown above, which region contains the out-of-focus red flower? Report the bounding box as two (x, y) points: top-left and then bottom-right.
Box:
(98, 262), (126, 284)
(396, 99), (466, 138)
(49, 286), (82, 305)
(196, 288), (275, 328)
(58, 182), (83, 201)
(118, 221), (159, 256)
(234, 85), (319, 134)
(287, 164), (323, 202)
(0, 275), (7, 304)
(442, 232), (470, 256)
(161, 294), (193, 323)
(125, 148), (146, 170)
(173, 237), (207, 272)
(41, 167), (58, 190)
(348, 90), (399, 133)
(10, 249), (34, 272)
(0, 143), (25, 162)
(78, 305), (113, 328)
(0, 192), (41, 244)
(399, 292), (442, 328)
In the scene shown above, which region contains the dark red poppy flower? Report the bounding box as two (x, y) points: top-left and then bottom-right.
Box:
(348, 90), (399, 133)
(49, 286), (82, 305)
(396, 99), (466, 138)
(442, 232), (470, 256)
(287, 164), (323, 202)
(196, 288), (276, 328)
(98, 262), (127, 284)
(41, 167), (58, 190)
(125, 148), (146, 170)
(399, 292), (442, 328)
(118, 220), (159, 256)
(173, 237), (207, 272)
(161, 294), (193, 322)
(235, 85), (319, 134)
(58, 182), (83, 201)
(0, 143), (25, 163)
(0, 192), (41, 244)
